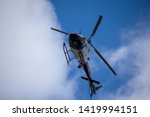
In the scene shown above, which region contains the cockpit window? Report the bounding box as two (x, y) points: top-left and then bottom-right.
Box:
(69, 33), (86, 49)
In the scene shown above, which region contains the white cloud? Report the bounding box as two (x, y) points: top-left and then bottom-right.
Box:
(108, 17), (150, 99)
(0, 0), (75, 99)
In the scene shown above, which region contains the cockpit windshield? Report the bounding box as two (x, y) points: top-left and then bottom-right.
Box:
(69, 33), (86, 49)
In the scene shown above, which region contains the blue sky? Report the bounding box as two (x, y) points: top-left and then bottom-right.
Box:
(51, 0), (150, 47)
(51, 0), (150, 99)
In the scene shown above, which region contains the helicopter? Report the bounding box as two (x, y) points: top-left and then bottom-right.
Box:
(51, 15), (117, 98)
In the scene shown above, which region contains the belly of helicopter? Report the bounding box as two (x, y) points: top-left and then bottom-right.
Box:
(71, 45), (90, 63)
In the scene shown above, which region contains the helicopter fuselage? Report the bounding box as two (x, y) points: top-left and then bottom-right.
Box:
(69, 33), (97, 94)
(69, 33), (90, 64)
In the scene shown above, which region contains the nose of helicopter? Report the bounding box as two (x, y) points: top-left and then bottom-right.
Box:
(69, 33), (81, 49)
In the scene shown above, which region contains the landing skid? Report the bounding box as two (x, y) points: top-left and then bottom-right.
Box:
(63, 42), (75, 65)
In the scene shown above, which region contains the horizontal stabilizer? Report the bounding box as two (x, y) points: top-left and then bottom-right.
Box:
(81, 76), (100, 84)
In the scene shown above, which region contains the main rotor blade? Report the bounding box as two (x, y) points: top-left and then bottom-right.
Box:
(88, 15), (103, 41)
(51, 27), (69, 35)
(89, 42), (117, 75)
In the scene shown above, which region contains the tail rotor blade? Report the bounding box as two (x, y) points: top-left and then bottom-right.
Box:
(51, 27), (69, 35)
(88, 15), (103, 41)
(89, 42), (117, 75)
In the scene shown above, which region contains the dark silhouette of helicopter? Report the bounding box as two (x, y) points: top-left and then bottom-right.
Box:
(51, 15), (117, 98)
